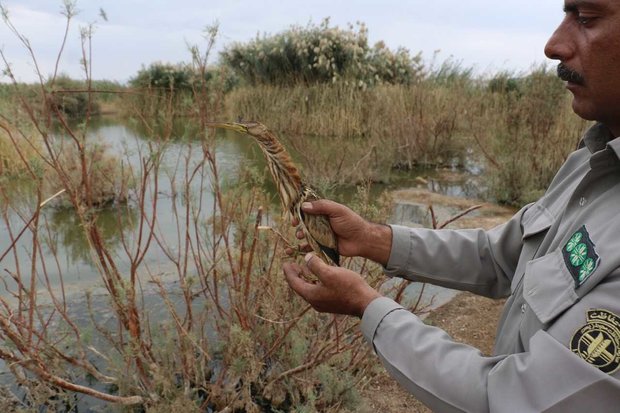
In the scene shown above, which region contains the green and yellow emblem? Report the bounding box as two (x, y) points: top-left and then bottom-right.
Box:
(571, 309), (620, 374)
(563, 226), (599, 287)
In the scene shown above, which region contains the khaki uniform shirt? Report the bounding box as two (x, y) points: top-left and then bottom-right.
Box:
(361, 123), (620, 412)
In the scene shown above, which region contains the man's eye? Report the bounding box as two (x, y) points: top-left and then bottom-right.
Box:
(577, 15), (596, 25)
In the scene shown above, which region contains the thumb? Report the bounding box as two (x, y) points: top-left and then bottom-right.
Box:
(304, 252), (331, 281)
(301, 199), (341, 216)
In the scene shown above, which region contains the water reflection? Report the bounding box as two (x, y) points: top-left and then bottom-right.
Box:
(45, 205), (138, 265)
(427, 174), (485, 199)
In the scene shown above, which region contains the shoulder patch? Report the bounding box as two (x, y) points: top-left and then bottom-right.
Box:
(562, 225), (599, 287)
(570, 309), (620, 375)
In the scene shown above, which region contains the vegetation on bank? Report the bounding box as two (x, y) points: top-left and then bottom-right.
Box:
(222, 66), (587, 205)
(2, 66), (587, 207)
(1, 15), (589, 206)
(0, 3), (592, 412)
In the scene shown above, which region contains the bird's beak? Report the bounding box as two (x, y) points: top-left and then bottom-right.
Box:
(206, 122), (248, 134)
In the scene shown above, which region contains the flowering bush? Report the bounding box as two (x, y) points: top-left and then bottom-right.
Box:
(129, 63), (193, 91)
(220, 18), (422, 87)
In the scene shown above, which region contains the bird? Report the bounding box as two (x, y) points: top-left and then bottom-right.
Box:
(206, 121), (339, 265)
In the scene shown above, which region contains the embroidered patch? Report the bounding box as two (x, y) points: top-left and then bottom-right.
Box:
(562, 226), (599, 287)
(571, 309), (620, 374)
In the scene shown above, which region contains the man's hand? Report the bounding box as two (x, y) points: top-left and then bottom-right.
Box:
(282, 253), (382, 318)
(291, 199), (393, 266)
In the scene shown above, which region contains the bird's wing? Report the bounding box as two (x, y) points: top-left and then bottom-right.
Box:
(298, 187), (340, 265)
(300, 209), (339, 266)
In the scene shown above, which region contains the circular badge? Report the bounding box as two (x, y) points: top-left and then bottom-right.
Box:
(571, 309), (620, 374)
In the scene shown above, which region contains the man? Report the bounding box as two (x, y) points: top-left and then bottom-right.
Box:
(282, 1), (620, 411)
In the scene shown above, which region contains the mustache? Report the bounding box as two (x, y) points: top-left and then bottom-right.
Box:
(557, 63), (585, 85)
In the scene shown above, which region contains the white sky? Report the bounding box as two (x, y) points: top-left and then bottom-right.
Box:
(0, 0), (565, 84)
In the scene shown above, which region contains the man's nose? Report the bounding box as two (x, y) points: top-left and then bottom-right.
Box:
(544, 18), (574, 61)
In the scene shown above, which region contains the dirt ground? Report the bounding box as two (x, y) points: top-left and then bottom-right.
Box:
(359, 292), (506, 412)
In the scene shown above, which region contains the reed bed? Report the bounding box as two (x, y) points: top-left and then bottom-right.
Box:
(223, 67), (589, 205)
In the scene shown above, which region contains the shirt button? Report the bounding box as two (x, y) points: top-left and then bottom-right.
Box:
(521, 303), (527, 313)
(579, 196), (587, 207)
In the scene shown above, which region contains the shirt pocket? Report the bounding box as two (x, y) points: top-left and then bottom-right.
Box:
(510, 203), (554, 292)
(523, 249), (579, 325)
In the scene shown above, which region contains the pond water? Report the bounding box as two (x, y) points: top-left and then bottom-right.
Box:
(0, 116), (484, 303)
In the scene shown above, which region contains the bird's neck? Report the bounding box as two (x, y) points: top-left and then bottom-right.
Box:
(257, 143), (303, 211)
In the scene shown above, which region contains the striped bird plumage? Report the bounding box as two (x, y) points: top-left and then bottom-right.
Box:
(207, 121), (339, 265)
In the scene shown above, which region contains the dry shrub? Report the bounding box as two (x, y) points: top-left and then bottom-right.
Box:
(0, 7), (402, 411)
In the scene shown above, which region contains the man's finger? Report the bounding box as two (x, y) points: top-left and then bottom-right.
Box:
(299, 260), (318, 279)
(301, 199), (341, 216)
(304, 252), (332, 282)
(285, 244), (312, 255)
(296, 229), (305, 239)
(283, 262), (314, 298)
(298, 243), (312, 253)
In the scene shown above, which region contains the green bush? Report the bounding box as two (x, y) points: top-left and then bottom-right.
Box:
(126, 62), (232, 118)
(129, 62), (237, 92)
(46, 75), (101, 117)
(129, 62), (194, 91)
(220, 18), (423, 87)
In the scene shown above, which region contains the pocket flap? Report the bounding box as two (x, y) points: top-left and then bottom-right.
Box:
(521, 203), (554, 239)
(523, 250), (579, 324)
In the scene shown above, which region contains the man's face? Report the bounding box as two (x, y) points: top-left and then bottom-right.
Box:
(545, 0), (620, 134)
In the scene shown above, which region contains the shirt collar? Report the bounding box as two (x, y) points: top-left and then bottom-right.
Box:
(579, 122), (616, 153)
(607, 136), (620, 160)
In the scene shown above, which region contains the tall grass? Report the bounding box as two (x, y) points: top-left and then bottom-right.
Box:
(223, 66), (589, 206)
(217, 22), (589, 205)
(223, 80), (469, 188)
